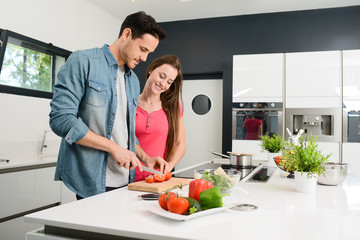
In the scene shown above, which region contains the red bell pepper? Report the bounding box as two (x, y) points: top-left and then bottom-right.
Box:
(188, 179), (213, 201)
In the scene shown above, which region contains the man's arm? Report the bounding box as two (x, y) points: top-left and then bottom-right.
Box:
(77, 130), (143, 171)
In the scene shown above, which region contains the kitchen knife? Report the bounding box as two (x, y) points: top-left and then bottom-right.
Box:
(142, 166), (165, 176)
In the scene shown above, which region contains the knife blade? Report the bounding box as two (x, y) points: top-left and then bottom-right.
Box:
(141, 166), (165, 176)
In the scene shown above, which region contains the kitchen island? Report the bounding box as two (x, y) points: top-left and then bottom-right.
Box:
(24, 167), (360, 240)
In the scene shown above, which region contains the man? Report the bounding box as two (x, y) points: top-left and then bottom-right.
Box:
(50, 11), (168, 199)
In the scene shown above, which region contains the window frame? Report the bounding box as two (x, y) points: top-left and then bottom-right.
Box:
(0, 29), (72, 99)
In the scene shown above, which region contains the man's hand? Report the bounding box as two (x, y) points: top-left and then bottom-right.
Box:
(110, 145), (143, 171)
(75, 130), (142, 171)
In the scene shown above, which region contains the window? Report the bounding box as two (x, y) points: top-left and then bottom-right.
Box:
(0, 29), (71, 98)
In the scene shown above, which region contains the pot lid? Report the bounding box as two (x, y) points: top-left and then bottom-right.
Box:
(227, 151), (257, 156)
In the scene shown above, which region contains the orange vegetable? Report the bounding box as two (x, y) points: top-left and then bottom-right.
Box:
(165, 172), (172, 181)
(154, 174), (166, 182)
(145, 174), (154, 183)
(158, 192), (176, 210)
(167, 195), (189, 214)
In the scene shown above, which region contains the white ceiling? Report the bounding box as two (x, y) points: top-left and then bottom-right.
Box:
(85, 0), (360, 23)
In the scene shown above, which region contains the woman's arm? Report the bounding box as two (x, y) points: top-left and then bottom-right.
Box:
(166, 117), (186, 172)
(258, 122), (263, 137)
(135, 144), (169, 173)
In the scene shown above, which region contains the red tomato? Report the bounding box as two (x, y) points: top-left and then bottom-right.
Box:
(145, 174), (154, 183)
(154, 174), (166, 182)
(165, 172), (172, 181)
(158, 192), (176, 210)
(167, 196), (189, 214)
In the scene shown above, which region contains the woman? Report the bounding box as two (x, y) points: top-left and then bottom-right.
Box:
(135, 55), (186, 181)
(242, 112), (263, 140)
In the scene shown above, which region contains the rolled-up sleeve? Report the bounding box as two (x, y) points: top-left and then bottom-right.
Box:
(49, 51), (89, 144)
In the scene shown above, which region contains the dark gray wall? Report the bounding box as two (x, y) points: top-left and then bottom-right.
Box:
(134, 6), (360, 154)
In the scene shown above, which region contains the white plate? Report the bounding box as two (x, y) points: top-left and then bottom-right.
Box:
(148, 202), (229, 221)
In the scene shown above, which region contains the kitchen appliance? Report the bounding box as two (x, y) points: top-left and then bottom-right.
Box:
(245, 166), (276, 183)
(211, 151), (254, 168)
(345, 111), (360, 142)
(285, 108), (340, 142)
(232, 102), (283, 140)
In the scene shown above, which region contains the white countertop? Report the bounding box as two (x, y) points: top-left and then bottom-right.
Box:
(24, 168), (360, 240)
(0, 155), (57, 171)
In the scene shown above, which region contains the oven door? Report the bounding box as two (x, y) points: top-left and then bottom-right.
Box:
(232, 102), (283, 140)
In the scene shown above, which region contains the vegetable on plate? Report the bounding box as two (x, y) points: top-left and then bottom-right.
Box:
(158, 192), (176, 210)
(188, 179), (213, 201)
(199, 186), (229, 210)
(167, 195), (189, 214)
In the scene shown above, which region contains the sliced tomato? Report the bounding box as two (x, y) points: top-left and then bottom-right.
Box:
(158, 192), (176, 210)
(165, 172), (172, 181)
(154, 174), (166, 182)
(167, 196), (189, 214)
(145, 174), (154, 183)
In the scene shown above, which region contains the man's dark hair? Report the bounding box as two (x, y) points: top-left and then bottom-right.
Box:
(119, 11), (166, 40)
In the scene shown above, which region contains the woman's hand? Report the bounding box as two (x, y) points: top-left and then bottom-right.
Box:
(144, 156), (169, 174)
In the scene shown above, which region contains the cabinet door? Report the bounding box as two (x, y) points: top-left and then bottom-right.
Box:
(342, 143), (360, 177)
(233, 53), (284, 102)
(286, 51), (341, 108)
(343, 50), (360, 142)
(0, 167), (61, 219)
(343, 50), (360, 98)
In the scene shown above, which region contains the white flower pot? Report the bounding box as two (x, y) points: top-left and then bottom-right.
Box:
(267, 152), (280, 166)
(295, 171), (318, 193)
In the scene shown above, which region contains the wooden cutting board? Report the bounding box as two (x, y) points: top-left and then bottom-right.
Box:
(127, 177), (192, 193)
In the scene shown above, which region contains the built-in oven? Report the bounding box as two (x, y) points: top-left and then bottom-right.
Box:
(232, 102), (283, 140)
(343, 102), (360, 143)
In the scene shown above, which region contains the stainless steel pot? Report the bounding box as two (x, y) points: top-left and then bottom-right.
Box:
(211, 151), (253, 168)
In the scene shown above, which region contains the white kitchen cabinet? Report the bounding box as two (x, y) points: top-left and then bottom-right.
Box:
(0, 216), (43, 240)
(286, 51), (341, 108)
(0, 166), (61, 240)
(233, 53), (284, 102)
(343, 49), (360, 99)
(0, 167), (61, 219)
(342, 143), (360, 177)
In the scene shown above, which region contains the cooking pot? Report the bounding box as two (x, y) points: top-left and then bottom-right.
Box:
(211, 151), (253, 168)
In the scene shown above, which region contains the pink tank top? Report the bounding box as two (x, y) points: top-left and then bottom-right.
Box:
(135, 105), (183, 181)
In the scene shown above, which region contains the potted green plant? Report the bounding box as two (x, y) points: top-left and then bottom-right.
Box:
(259, 133), (285, 166)
(282, 134), (331, 193)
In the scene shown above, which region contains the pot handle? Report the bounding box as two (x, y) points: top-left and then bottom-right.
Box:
(211, 151), (230, 158)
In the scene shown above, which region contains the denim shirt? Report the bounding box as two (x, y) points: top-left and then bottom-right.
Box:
(50, 44), (140, 198)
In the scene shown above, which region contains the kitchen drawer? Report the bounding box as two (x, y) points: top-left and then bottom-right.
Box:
(0, 167), (61, 219)
(0, 216), (43, 240)
(27, 228), (78, 240)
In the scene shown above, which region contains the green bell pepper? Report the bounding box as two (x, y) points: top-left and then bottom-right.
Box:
(199, 186), (229, 210)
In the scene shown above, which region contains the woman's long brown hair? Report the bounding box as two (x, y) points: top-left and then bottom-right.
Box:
(146, 55), (183, 160)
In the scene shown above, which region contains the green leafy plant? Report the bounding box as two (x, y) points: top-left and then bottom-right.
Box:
(282, 134), (331, 177)
(259, 133), (285, 153)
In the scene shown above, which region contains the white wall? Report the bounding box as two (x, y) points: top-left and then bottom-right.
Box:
(0, 0), (122, 158)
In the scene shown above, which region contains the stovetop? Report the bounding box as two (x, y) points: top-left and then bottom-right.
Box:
(222, 165), (276, 182)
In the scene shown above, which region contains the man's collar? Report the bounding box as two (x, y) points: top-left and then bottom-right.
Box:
(102, 44), (131, 75)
